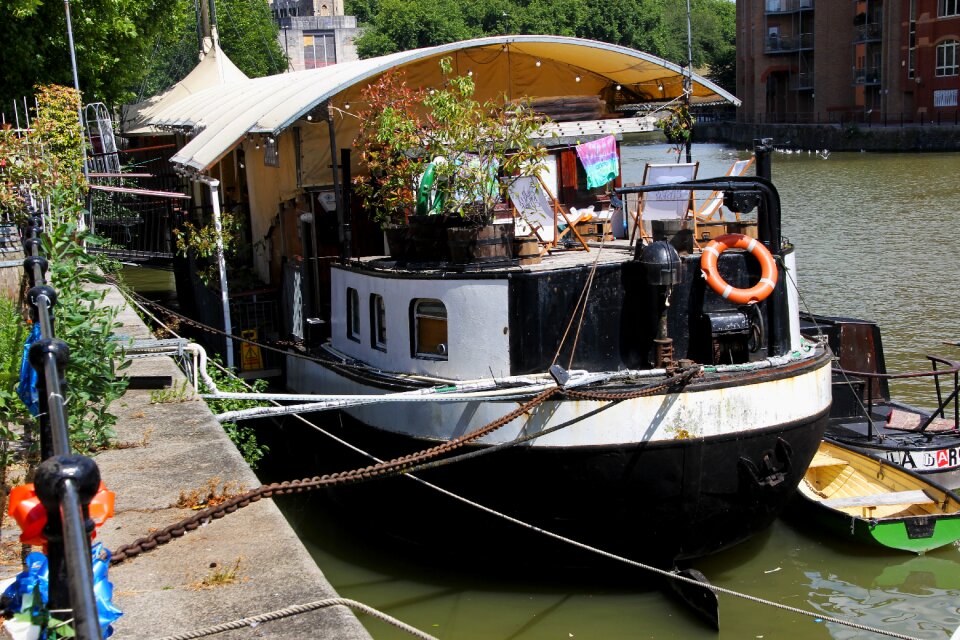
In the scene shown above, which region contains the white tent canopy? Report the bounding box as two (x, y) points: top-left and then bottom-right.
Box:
(143, 35), (738, 174)
(121, 37), (249, 136)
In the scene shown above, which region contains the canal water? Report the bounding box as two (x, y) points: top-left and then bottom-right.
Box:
(127, 144), (960, 639)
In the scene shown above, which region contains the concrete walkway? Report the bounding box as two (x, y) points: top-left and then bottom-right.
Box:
(93, 284), (371, 640)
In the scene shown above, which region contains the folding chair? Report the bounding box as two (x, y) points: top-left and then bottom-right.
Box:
(629, 162), (699, 245)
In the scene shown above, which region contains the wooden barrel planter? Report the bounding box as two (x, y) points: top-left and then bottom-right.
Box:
(447, 224), (515, 264)
(383, 224), (411, 261)
(408, 215), (455, 262)
(513, 235), (541, 265)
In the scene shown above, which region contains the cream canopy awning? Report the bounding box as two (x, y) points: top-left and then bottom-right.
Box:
(121, 37), (249, 136)
(155, 35), (739, 174)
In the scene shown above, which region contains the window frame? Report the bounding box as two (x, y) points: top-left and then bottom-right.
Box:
(940, 0), (960, 17)
(937, 40), (960, 77)
(346, 287), (360, 342)
(410, 299), (448, 361)
(370, 293), (387, 351)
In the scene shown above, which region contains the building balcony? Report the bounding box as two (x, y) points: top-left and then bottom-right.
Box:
(765, 33), (815, 53)
(853, 67), (881, 85)
(766, 0), (814, 13)
(790, 72), (814, 90)
(853, 23), (882, 42)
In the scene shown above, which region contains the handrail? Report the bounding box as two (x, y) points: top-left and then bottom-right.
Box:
(835, 356), (960, 437)
(21, 217), (104, 640)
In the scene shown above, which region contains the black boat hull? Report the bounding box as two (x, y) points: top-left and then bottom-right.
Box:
(270, 406), (830, 568)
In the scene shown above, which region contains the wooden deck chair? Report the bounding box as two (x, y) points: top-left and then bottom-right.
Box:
(507, 174), (589, 252)
(695, 157), (755, 223)
(630, 162), (699, 245)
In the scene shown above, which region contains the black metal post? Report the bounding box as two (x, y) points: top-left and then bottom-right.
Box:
(34, 455), (102, 640)
(326, 102), (349, 263)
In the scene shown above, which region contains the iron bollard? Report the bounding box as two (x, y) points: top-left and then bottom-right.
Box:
(29, 338), (70, 460)
(23, 255), (48, 289)
(33, 454), (102, 636)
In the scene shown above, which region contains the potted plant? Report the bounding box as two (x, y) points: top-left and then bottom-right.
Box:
(353, 58), (549, 263)
(658, 104), (693, 161)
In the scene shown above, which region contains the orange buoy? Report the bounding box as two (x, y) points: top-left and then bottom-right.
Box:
(700, 233), (778, 304)
(8, 482), (115, 547)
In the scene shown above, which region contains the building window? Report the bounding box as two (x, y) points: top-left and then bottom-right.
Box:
(263, 136), (279, 167)
(411, 299), (448, 360)
(940, 0), (960, 17)
(937, 40), (960, 76)
(303, 32), (336, 69)
(346, 288), (360, 342)
(370, 294), (386, 350)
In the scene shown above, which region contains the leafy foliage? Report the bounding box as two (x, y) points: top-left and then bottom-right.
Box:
(353, 58), (548, 226)
(202, 360), (269, 469)
(658, 104), (693, 159)
(348, 0), (737, 93)
(0, 0), (285, 108)
(0, 85), (129, 453)
(43, 221), (131, 452)
(173, 209), (244, 285)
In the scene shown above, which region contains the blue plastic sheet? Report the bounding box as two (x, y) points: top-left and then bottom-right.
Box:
(3, 544), (122, 638)
(17, 323), (40, 416)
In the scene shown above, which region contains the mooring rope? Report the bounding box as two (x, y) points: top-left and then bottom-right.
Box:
(151, 597), (438, 640)
(120, 287), (923, 640)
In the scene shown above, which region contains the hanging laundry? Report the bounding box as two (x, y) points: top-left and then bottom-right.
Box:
(575, 135), (619, 189)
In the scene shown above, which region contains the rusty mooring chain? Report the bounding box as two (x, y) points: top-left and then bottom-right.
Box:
(111, 366), (701, 565)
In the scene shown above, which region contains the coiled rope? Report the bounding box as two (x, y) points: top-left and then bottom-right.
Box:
(152, 597), (438, 640)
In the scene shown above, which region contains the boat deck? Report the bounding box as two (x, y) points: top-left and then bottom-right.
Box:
(357, 239), (681, 275)
(828, 402), (960, 450)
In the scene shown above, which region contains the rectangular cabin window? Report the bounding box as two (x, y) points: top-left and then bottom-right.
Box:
(346, 287), (360, 342)
(370, 293), (386, 351)
(411, 299), (448, 360)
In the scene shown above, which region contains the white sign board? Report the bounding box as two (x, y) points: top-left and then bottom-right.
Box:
(641, 163), (698, 221)
(935, 89), (958, 108)
(507, 176), (555, 242)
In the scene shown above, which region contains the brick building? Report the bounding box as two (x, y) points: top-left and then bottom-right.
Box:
(737, 0), (960, 124)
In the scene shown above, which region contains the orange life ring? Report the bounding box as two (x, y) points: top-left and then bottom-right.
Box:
(700, 233), (778, 304)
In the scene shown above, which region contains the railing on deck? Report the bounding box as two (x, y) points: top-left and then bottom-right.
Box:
(21, 217), (105, 640)
(836, 355), (960, 439)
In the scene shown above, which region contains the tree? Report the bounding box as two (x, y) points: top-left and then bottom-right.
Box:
(351, 0), (737, 96)
(139, 0), (287, 102)
(0, 0), (180, 109)
(0, 0), (286, 111)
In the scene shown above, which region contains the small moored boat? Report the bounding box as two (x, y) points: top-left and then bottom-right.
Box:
(796, 440), (960, 553)
(801, 314), (960, 489)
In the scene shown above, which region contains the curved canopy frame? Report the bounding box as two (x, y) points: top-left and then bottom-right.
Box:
(153, 35), (739, 174)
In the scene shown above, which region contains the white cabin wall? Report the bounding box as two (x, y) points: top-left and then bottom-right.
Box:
(331, 267), (512, 379)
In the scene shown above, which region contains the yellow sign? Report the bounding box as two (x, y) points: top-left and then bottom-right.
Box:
(303, 35), (314, 46)
(240, 329), (263, 371)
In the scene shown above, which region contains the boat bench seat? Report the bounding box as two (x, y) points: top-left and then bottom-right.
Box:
(807, 454), (849, 468)
(821, 489), (936, 508)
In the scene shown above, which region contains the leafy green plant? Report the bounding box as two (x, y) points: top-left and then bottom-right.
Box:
(149, 380), (194, 403)
(353, 57), (549, 226)
(0, 298), (30, 466)
(42, 219), (131, 452)
(658, 104), (693, 160)
(201, 359), (269, 469)
(172, 209), (244, 285)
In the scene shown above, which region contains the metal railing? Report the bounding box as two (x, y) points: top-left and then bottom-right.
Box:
(764, 32), (815, 53)
(765, 0), (814, 13)
(853, 66), (882, 85)
(21, 217), (104, 640)
(739, 109), (960, 126)
(836, 355), (960, 439)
